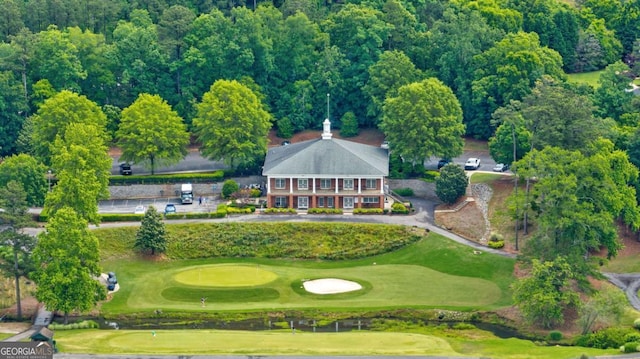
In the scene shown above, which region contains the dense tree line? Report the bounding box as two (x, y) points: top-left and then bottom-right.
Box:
(0, 0), (639, 156)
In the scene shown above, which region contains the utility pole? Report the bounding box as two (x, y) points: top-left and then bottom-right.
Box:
(511, 123), (519, 251)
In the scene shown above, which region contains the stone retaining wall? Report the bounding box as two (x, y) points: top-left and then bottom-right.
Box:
(108, 175), (265, 199)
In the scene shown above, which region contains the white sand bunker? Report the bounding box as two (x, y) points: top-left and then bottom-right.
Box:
(303, 278), (362, 294)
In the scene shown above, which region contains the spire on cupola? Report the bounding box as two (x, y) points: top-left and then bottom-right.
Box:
(322, 93), (332, 140)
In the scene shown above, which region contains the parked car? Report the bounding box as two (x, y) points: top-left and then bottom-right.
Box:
(464, 158), (481, 170)
(107, 272), (117, 291)
(437, 158), (451, 169)
(119, 162), (132, 175)
(493, 163), (509, 172)
(164, 203), (176, 215)
(134, 205), (145, 214)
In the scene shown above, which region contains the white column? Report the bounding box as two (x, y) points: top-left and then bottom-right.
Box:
(380, 176), (384, 193)
(335, 177), (339, 193)
(266, 176), (271, 194)
(312, 177), (316, 194)
(358, 177), (361, 194)
(290, 177), (293, 194)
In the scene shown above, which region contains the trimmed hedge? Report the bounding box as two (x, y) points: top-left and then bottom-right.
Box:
(488, 240), (505, 249)
(264, 208), (297, 214)
(353, 208), (384, 215)
(100, 213), (145, 222)
(49, 320), (99, 330)
(307, 208), (343, 214)
(109, 170), (224, 185)
(391, 202), (410, 214)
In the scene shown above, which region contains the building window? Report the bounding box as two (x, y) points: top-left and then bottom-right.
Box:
(343, 179), (354, 190)
(275, 197), (287, 208)
(327, 197), (334, 208)
(362, 197), (380, 203)
(275, 178), (286, 189)
(344, 197), (354, 209)
(298, 178), (308, 190)
(320, 179), (331, 189)
(365, 179), (376, 189)
(298, 197), (308, 209)
(318, 197), (324, 207)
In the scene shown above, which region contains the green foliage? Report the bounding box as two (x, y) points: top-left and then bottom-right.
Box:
(135, 206), (167, 255)
(578, 287), (626, 334)
(194, 79), (272, 169)
(435, 164), (468, 204)
(391, 202), (409, 214)
(43, 123), (111, 225)
(225, 207), (253, 215)
(96, 222), (422, 260)
(393, 188), (414, 197)
(575, 327), (636, 349)
(250, 189), (262, 198)
(30, 90), (108, 164)
(49, 320), (98, 330)
(32, 207), (106, 323)
(633, 318), (640, 329)
(512, 257), (579, 329)
(548, 331), (563, 341)
(307, 208), (343, 214)
(381, 78), (465, 163)
(276, 117), (294, 139)
(353, 208), (384, 215)
(109, 171), (225, 185)
(0, 154), (48, 206)
(623, 342), (639, 353)
(487, 240), (505, 249)
(264, 208), (297, 214)
(222, 180), (239, 199)
(339, 111), (358, 137)
(422, 170), (440, 182)
(116, 93), (190, 175)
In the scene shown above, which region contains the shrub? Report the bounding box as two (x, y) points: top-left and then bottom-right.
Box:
(488, 240), (505, 249)
(633, 318), (640, 329)
(452, 323), (476, 330)
(548, 330), (563, 341)
(49, 320), (98, 330)
(222, 180), (239, 199)
(353, 208), (384, 215)
(624, 342), (639, 353)
(276, 117), (294, 139)
(575, 327), (635, 349)
(109, 171), (224, 185)
(393, 188), (414, 197)
(264, 208), (297, 214)
(307, 208), (343, 214)
(250, 188), (262, 197)
(226, 207), (253, 215)
(100, 213), (144, 222)
(391, 202), (409, 214)
(423, 170), (440, 182)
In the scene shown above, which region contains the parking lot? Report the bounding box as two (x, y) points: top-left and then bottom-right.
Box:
(99, 196), (222, 214)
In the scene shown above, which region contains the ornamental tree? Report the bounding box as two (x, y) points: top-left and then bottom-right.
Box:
(435, 164), (468, 204)
(134, 205), (167, 255)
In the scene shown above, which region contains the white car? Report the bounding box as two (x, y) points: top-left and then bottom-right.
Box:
(493, 163), (509, 172)
(464, 158), (481, 170)
(134, 205), (146, 214)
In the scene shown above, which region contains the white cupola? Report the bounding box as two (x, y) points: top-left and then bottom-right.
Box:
(322, 118), (332, 140)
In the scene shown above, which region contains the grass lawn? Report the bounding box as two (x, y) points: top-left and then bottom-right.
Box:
(0, 333), (13, 340)
(566, 70), (603, 88)
(101, 233), (515, 315)
(53, 328), (617, 358)
(469, 172), (507, 184)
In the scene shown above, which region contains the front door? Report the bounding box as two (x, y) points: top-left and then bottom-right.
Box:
(344, 197), (354, 209)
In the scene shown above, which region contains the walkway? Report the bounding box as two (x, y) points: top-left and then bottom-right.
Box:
(2, 304), (52, 342)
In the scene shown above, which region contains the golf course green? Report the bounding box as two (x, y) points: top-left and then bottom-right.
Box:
(173, 264), (278, 286)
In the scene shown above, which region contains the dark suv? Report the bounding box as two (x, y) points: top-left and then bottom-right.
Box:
(107, 272), (117, 291)
(119, 163), (132, 175)
(437, 159), (451, 169)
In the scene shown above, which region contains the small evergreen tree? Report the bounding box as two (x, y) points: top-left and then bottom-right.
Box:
(435, 164), (468, 204)
(134, 206), (166, 255)
(340, 111), (359, 137)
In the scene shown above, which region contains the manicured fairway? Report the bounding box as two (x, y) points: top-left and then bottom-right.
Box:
(53, 329), (618, 358)
(112, 262), (502, 312)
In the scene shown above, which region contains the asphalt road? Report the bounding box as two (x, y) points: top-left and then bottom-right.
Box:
(111, 147), (501, 176)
